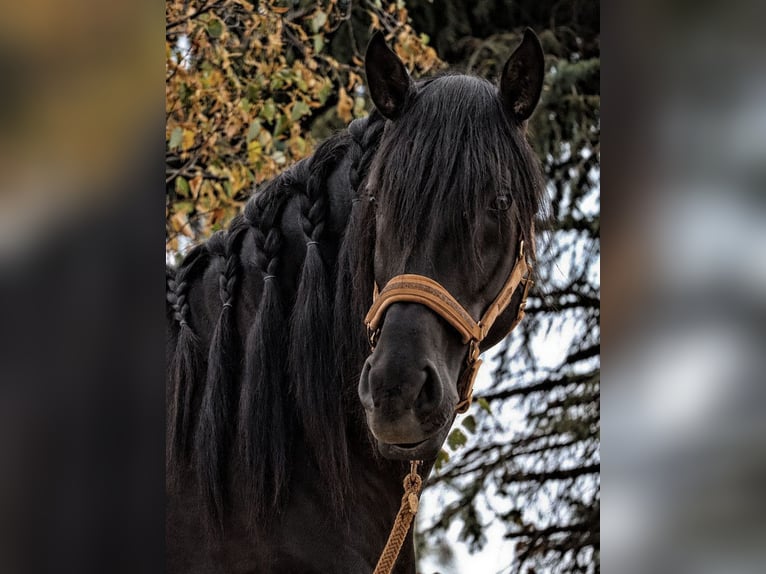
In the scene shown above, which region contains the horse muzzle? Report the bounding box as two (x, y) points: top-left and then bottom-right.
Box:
(357, 304), (459, 459)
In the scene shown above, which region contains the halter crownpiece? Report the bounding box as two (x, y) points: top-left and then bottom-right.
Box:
(364, 240), (532, 414)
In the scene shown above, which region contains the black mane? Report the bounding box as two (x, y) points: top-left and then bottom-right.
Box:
(166, 73), (543, 530)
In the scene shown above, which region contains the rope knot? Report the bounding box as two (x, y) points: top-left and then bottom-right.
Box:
(407, 492), (419, 514)
(402, 473), (422, 493)
(403, 462), (422, 515)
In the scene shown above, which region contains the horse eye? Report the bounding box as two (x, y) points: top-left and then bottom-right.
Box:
(492, 194), (512, 211)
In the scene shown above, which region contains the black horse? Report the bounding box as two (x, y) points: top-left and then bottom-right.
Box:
(166, 30), (546, 573)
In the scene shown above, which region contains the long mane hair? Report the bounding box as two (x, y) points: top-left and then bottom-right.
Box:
(166, 73), (544, 530)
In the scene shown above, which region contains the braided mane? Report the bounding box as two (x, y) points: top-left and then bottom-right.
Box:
(166, 114), (386, 528)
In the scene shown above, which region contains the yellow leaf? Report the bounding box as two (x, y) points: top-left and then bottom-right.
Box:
(247, 140), (263, 164)
(181, 129), (195, 151)
(337, 86), (353, 123)
(289, 135), (306, 156)
(225, 119), (241, 139)
(190, 174), (203, 199)
(369, 12), (380, 31)
(171, 211), (193, 238)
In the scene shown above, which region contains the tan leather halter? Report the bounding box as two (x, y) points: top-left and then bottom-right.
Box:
(364, 240), (532, 414)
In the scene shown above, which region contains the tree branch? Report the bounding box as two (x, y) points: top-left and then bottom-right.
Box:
(501, 462), (600, 484)
(479, 370), (598, 402)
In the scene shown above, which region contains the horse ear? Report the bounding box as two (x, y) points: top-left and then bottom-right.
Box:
(499, 28), (545, 123)
(365, 31), (413, 120)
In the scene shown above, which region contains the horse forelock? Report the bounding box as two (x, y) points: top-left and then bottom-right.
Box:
(367, 74), (544, 280)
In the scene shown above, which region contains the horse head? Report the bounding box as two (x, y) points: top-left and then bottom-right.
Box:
(357, 31), (545, 461)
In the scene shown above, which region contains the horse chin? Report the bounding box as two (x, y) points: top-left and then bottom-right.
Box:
(375, 424), (451, 461)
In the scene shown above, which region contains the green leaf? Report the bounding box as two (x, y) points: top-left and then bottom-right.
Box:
(270, 75), (284, 90)
(318, 80), (332, 105)
(434, 448), (450, 471)
(175, 201), (195, 214)
(477, 397), (492, 414)
(291, 100), (310, 121)
(174, 176), (190, 198)
(179, 83), (191, 106)
(246, 82), (261, 103)
(353, 96), (367, 118)
(311, 11), (327, 33)
(447, 428), (467, 451)
(260, 100), (276, 122)
(169, 127), (183, 150)
(278, 68), (295, 84)
(462, 414), (476, 434)
(292, 136), (306, 154)
(246, 120), (262, 142)
(207, 19), (223, 38)
(313, 34), (324, 54)
(273, 114), (288, 137)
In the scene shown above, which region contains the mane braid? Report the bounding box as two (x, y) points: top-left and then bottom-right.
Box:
(237, 171), (298, 523)
(288, 135), (355, 511)
(194, 218), (249, 531)
(167, 243), (212, 486)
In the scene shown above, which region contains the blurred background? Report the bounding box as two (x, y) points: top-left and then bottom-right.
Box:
(2, 0), (765, 573)
(601, 1), (766, 573)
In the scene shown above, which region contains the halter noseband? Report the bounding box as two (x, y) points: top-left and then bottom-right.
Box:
(364, 241), (532, 414)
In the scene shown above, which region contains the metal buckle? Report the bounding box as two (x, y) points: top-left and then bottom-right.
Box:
(455, 357), (482, 414)
(469, 339), (481, 362)
(367, 325), (380, 350)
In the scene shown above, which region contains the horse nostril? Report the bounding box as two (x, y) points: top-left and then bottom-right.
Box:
(358, 360), (376, 410)
(414, 362), (443, 414)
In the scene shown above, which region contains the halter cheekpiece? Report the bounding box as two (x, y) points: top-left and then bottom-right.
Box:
(364, 240), (532, 413)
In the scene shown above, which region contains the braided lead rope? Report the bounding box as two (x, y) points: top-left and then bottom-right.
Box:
(373, 461), (423, 574)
